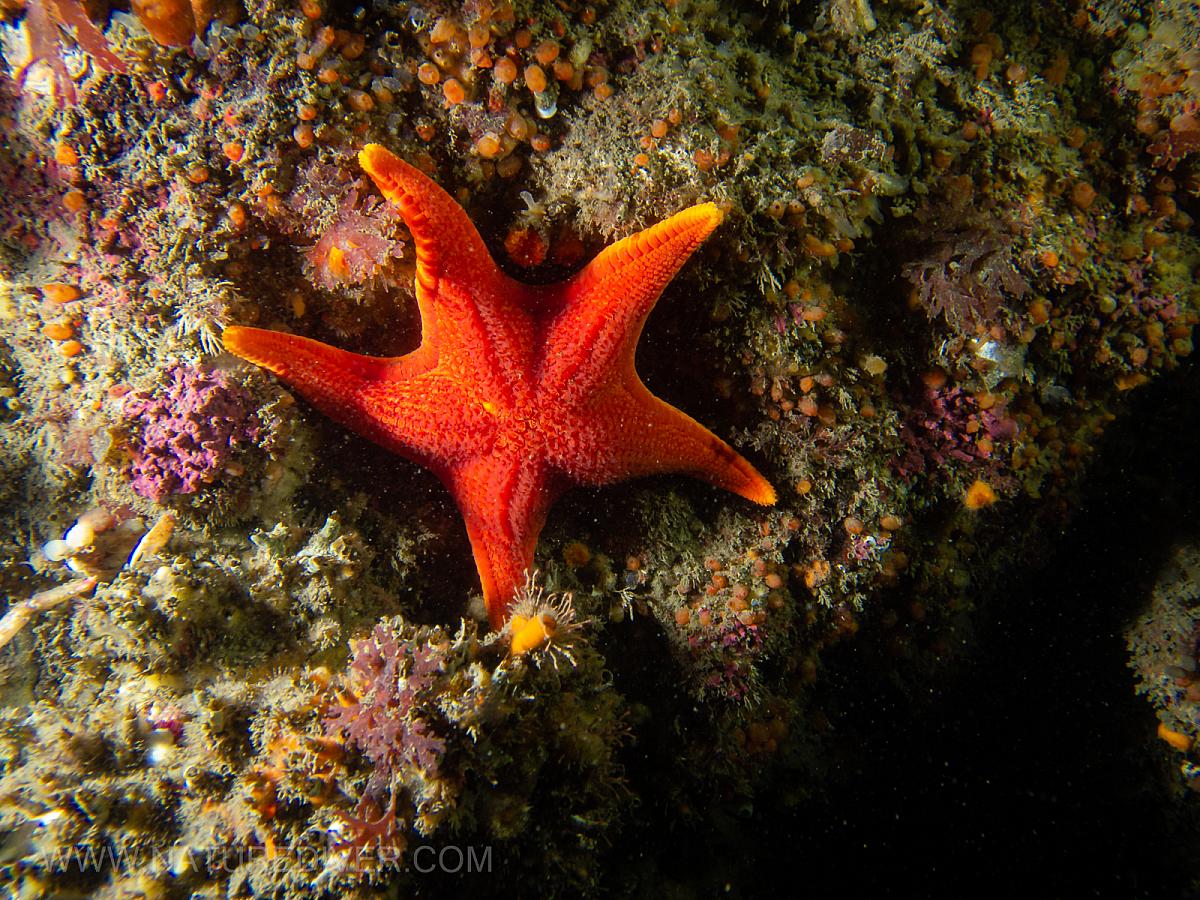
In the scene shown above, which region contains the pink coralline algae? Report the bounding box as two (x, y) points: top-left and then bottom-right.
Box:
(892, 384), (1018, 482)
(123, 363), (260, 501)
(322, 625), (444, 857)
(323, 623), (446, 793)
(687, 619), (765, 702)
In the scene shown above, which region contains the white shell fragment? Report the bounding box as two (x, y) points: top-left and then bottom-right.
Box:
(128, 513), (176, 569)
(0, 577), (98, 651)
(64, 519), (95, 552)
(42, 539), (72, 562)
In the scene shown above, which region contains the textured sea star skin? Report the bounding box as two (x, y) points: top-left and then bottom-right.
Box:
(225, 144), (775, 628)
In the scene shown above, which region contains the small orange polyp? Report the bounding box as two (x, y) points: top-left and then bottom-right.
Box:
(54, 142), (79, 166)
(964, 479), (997, 510)
(42, 283), (81, 304)
(1158, 721), (1192, 753)
(509, 613), (556, 655)
(42, 321), (75, 341)
(326, 245), (349, 279)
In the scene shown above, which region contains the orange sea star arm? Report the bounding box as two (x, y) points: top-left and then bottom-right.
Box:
(538, 202), (724, 404)
(358, 144), (537, 408)
(446, 452), (562, 629)
(223, 326), (490, 464)
(224, 324), (418, 397)
(551, 376), (776, 506)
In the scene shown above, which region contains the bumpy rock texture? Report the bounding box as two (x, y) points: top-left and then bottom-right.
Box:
(0, 0), (1197, 894)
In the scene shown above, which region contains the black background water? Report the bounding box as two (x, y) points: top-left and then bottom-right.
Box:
(636, 353), (1200, 898)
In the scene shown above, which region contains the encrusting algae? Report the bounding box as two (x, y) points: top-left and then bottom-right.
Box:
(0, 0), (1197, 894)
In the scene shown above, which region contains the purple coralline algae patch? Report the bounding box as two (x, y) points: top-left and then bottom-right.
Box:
(323, 623), (446, 791)
(123, 363), (260, 501)
(688, 619), (765, 702)
(892, 384), (1019, 482)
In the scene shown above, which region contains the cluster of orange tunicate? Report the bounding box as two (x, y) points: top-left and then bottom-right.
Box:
(1114, 29), (1200, 173)
(750, 278), (856, 418)
(293, 103), (317, 148)
(1134, 51), (1200, 139)
(763, 195), (804, 223)
(285, 0), (620, 175)
(470, 107), (541, 177)
(732, 703), (789, 755)
(763, 170), (853, 265)
(289, 18), (387, 152)
(751, 364), (839, 427)
(671, 552), (788, 631)
(631, 108), (682, 170)
(691, 121), (739, 172)
(1117, 169), (1197, 274)
(965, 11), (1005, 81)
(296, 24), (368, 83)
(53, 140), (88, 215)
(400, 3), (614, 172)
(967, 12), (1068, 90)
(39, 282), (85, 360)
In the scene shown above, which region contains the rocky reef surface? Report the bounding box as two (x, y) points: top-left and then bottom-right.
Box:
(0, 0), (1197, 895)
